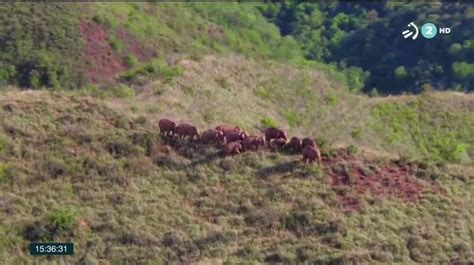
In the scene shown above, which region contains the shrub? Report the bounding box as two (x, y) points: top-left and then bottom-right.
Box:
(347, 144), (358, 155)
(80, 84), (106, 99)
(109, 84), (135, 98)
(323, 93), (339, 106)
(0, 163), (11, 183)
(107, 35), (122, 52)
(369, 88), (380, 97)
(261, 117), (278, 128)
(48, 208), (78, 232)
(0, 135), (7, 155)
(106, 136), (142, 158)
(121, 59), (183, 85)
(351, 128), (362, 140)
(0, 3), (84, 89)
(124, 55), (139, 68)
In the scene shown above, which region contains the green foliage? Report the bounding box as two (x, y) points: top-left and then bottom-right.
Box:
(124, 55), (139, 68)
(0, 163), (10, 183)
(350, 128), (362, 140)
(452, 61), (474, 83)
(323, 93), (339, 106)
(121, 59), (183, 85)
(344, 66), (369, 93)
(191, 3), (303, 61)
(369, 88), (380, 97)
(48, 208), (78, 232)
(0, 3), (84, 89)
(79, 84), (106, 99)
(0, 92), (473, 263)
(282, 110), (301, 128)
(0, 136), (7, 155)
(394, 66), (407, 80)
(107, 35), (123, 52)
(259, 2), (474, 93)
(109, 84), (135, 99)
(261, 117), (278, 128)
(372, 99), (472, 163)
(347, 144), (359, 155)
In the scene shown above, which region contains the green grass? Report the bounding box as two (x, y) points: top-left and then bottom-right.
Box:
(371, 96), (474, 163)
(0, 4), (472, 263)
(0, 91), (472, 263)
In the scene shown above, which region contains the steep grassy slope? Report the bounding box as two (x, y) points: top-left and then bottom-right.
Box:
(0, 88), (472, 263)
(112, 55), (474, 165)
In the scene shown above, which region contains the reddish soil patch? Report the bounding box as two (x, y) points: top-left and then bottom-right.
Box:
(79, 21), (125, 83)
(324, 152), (428, 211)
(116, 28), (156, 62)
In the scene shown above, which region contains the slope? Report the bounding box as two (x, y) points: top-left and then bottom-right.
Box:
(0, 72), (473, 264)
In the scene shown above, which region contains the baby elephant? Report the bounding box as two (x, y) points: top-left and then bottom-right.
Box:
(223, 141), (243, 157)
(286, 137), (302, 153)
(242, 135), (265, 151)
(302, 145), (321, 165)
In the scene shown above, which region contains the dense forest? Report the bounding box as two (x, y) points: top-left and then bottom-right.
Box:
(258, 1), (474, 94)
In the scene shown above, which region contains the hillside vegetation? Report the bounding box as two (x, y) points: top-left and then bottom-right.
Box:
(0, 90), (472, 264)
(0, 2), (473, 264)
(0, 55), (473, 263)
(113, 55), (474, 165)
(5, 2), (472, 94)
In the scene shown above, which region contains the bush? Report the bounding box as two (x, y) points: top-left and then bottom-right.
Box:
(261, 117), (278, 128)
(0, 163), (11, 183)
(0, 3), (84, 89)
(109, 84), (135, 98)
(121, 59), (183, 85)
(0, 135), (6, 155)
(48, 208), (78, 232)
(106, 136), (142, 158)
(124, 55), (139, 68)
(347, 144), (358, 155)
(323, 93), (339, 106)
(80, 84), (106, 99)
(350, 128), (362, 140)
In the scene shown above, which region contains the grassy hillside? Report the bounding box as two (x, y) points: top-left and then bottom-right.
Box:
(110, 55), (474, 165)
(0, 2), (473, 264)
(0, 3), (304, 89)
(0, 90), (473, 264)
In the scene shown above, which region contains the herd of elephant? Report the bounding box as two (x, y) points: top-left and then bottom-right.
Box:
(158, 119), (322, 164)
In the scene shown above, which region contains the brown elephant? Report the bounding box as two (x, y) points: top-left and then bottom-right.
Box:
(224, 129), (248, 143)
(223, 141), (243, 157)
(175, 123), (199, 141)
(215, 124), (242, 134)
(264, 128), (287, 145)
(270, 138), (287, 152)
(286, 137), (302, 153)
(158, 118), (176, 137)
(302, 138), (315, 148)
(242, 135), (265, 151)
(201, 129), (224, 145)
(302, 145), (321, 165)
